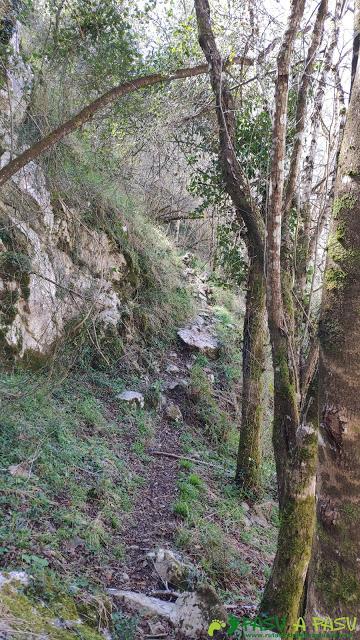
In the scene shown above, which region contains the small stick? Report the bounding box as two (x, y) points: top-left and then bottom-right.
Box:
(148, 590), (180, 598)
(148, 450), (231, 473)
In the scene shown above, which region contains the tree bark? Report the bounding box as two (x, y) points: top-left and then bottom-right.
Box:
(282, 0), (329, 238)
(260, 0), (318, 629)
(194, 0), (266, 494)
(306, 0), (360, 621)
(296, 0), (341, 307)
(236, 254), (266, 492)
(0, 56), (251, 188)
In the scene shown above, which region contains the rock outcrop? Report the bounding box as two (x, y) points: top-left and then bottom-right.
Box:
(109, 584), (227, 639)
(0, 21), (130, 359)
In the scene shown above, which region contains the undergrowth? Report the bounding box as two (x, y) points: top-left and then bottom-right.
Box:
(0, 140), (277, 632)
(171, 298), (277, 600)
(0, 372), (154, 579)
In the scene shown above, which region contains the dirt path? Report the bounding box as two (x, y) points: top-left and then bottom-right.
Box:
(120, 324), (203, 595)
(123, 419), (182, 593)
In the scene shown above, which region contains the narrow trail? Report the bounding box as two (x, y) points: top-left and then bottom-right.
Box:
(117, 308), (216, 639)
(121, 266), (219, 598)
(121, 322), (208, 593)
(124, 417), (182, 593)
(106, 272), (277, 638)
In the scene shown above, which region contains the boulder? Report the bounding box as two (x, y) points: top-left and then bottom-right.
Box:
(165, 403), (183, 422)
(172, 585), (226, 637)
(107, 589), (175, 618)
(117, 391), (144, 408)
(177, 320), (219, 359)
(109, 583), (227, 639)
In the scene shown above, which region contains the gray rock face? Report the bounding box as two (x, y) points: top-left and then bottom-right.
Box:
(0, 22), (129, 359)
(177, 316), (219, 358)
(0, 189), (128, 357)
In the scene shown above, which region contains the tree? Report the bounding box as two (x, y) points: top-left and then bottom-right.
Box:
(306, 0), (360, 617)
(194, 0), (266, 494)
(195, 0), (331, 627)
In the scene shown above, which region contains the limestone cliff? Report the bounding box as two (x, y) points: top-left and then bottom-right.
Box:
(0, 21), (129, 358)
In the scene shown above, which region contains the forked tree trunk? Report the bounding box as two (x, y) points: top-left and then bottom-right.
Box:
(194, 0), (267, 494)
(260, 0), (318, 629)
(306, 0), (360, 621)
(236, 255), (266, 492)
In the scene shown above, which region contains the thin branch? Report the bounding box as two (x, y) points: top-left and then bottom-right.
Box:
(282, 0), (329, 238)
(0, 55), (252, 187)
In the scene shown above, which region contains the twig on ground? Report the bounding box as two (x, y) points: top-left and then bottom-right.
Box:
(148, 590), (180, 599)
(148, 450), (231, 473)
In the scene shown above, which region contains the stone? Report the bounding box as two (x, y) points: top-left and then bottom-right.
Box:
(0, 571), (29, 590)
(164, 379), (181, 391)
(117, 391), (144, 408)
(8, 463), (29, 478)
(120, 572), (130, 582)
(107, 589), (175, 619)
(165, 363), (180, 374)
(165, 403), (183, 422)
(177, 319), (219, 359)
(147, 548), (194, 589)
(109, 583), (226, 639)
(174, 585), (226, 637)
(147, 620), (166, 636)
(250, 513), (267, 528)
(241, 501), (250, 512)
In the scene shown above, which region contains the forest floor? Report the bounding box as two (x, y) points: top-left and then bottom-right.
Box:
(117, 311), (278, 638)
(0, 261), (278, 640)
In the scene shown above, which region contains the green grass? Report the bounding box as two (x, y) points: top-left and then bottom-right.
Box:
(0, 370), (150, 583)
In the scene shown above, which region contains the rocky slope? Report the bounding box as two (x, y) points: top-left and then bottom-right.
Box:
(0, 21), (134, 359)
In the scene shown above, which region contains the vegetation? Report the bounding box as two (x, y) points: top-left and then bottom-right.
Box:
(0, 0), (358, 636)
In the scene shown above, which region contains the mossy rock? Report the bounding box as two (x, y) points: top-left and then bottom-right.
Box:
(0, 580), (107, 639)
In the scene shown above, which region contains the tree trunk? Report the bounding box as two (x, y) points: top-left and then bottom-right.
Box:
(306, 0), (360, 620)
(236, 255), (266, 492)
(260, 0), (318, 629)
(194, 0), (266, 495)
(260, 320), (317, 628)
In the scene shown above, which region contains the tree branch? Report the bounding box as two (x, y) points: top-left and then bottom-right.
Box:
(266, 0), (306, 331)
(194, 0), (265, 260)
(0, 55), (251, 188)
(282, 0), (329, 238)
